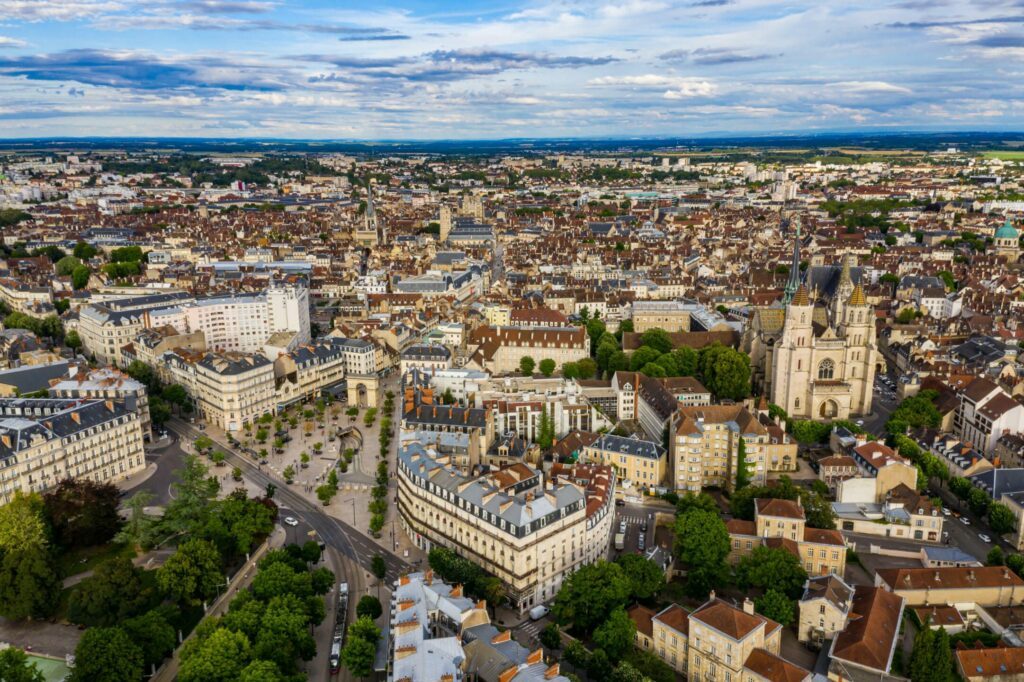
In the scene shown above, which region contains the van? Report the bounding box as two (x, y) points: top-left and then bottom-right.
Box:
(529, 605), (550, 621)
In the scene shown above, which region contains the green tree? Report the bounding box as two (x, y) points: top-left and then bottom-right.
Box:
(0, 647), (44, 682)
(519, 356), (536, 375)
(987, 547), (1005, 566)
(540, 622), (562, 650)
(968, 487), (991, 517)
(673, 508), (730, 598)
(69, 627), (145, 682)
(55, 255), (82, 276)
(640, 328), (674, 354)
(121, 609), (177, 668)
(623, 650), (675, 682)
(73, 241), (98, 259)
(157, 538), (224, 606)
(755, 589), (795, 626)
(577, 357), (598, 379)
(43, 478), (122, 549)
(552, 560), (630, 631)
(610, 662), (647, 682)
(356, 594), (382, 620)
(0, 546), (59, 620)
(68, 556), (150, 627)
(593, 607), (636, 662)
(0, 492), (48, 553)
(675, 492), (719, 515)
(371, 555), (387, 581)
(564, 639), (590, 669)
(539, 358), (556, 377)
(697, 344), (751, 400)
(71, 264), (91, 289)
(179, 627), (252, 682)
(629, 346), (662, 372)
(896, 308), (918, 324)
(342, 616), (380, 678)
(251, 594), (317, 672)
(989, 502), (1016, 535)
(737, 547), (808, 598)
(238, 660), (285, 682)
(908, 625), (955, 682)
(615, 553), (665, 601)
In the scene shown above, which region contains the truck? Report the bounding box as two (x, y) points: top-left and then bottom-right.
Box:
(614, 532), (625, 551)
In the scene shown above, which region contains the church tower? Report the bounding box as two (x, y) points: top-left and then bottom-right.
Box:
(774, 284), (814, 418)
(841, 282), (876, 416)
(439, 205), (452, 243)
(831, 253), (855, 325)
(783, 218), (802, 305)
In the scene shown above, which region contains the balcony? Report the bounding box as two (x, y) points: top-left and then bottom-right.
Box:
(810, 380), (851, 395)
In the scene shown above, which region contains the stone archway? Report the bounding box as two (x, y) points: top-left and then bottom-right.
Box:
(346, 375), (380, 408)
(819, 400), (839, 419)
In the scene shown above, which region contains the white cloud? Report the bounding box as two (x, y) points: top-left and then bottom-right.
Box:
(829, 81), (912, 95)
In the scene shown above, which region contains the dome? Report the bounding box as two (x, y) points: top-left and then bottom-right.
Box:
(995, 218), (1019, 240)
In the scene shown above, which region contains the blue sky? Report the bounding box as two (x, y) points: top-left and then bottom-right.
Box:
(0, 0), (1023, 139)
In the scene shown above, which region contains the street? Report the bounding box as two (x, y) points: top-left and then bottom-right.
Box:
(166, 418), (411, 584)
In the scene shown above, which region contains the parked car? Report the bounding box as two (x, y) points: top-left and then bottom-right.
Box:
(979, 533), (992, 543)
(942, 508), (951, 516)
(529, 605), (549, 621)
(960, 516), (970, 525)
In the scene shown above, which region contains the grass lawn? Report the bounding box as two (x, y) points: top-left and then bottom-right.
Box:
(57, 543), (135, 578)
(982, 151), (1024, 160)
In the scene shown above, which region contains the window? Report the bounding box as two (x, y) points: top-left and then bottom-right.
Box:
(818, 358), (835, 380)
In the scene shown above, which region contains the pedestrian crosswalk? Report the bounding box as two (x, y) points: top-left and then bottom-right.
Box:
(617, 515), (648, 526)
(516, 620), (545, 640)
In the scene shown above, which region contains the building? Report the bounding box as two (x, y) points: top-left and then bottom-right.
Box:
(798, 574), (854, 645)
(726, 498), (847, 577)
(582, 433), (667, 491)
(628, 597), (812, 682)
(162, 351), (276, 432)
(875, 566), (1024, 607)
(49, 366), (153, 440)
(632, 300), (691, 333)
(671, 405), (770, 493)
(744, 243), (876, 420)
(833, 483), (944, 542)
(272, 339), (348, 409)
(399, 344), (452, 377)
(396, 437), (614, 612)
(386, 570), (570, 682)
(993, 218), (1021, 263)
(0, 397), (146, 503)
(827, 587), (905, 681)
(466, 326), (589, 375)
(955, 646), (1024, 682)
(954, 377), (1024, 455)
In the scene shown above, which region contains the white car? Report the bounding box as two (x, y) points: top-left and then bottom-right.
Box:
(960, 516), (970, 525)
(979, 533), (992, 543)
(942, 508), (951, 516)
(284, 516), (299, 527)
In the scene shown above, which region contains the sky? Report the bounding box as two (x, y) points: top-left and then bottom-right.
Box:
(1, 0), (1023, 139)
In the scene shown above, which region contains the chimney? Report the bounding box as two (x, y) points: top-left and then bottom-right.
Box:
(499, 667), (518, 682)
(491, 630), (511, 644)
(743, 598), (755, 615)
(527, 649), (543, 665)
(709, 590), (716, 601)
(545, 663), (561, 680)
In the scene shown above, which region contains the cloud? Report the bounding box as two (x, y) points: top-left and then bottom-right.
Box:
(178, 0), (277, 13)
(338, 33), (410, 41)
(0, 0), (124, 21)
(589, 74), (716, 97)
(660, 47), (780, 65)
(829, 80), (912, 95)
(0, 49), (288, 91)
(0, 36), (27, 48)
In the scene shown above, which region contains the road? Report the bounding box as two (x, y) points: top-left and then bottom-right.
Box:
(166, 418), (411, 585)
(124, 433), (188, 506)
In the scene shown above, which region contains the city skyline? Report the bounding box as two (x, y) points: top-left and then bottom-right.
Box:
(2, 0), (1024, 139)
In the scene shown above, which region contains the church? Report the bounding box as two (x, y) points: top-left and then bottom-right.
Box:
(743, 223), (877, 421)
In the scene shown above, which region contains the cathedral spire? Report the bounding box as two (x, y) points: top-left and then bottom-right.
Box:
(783, 217), (802, 305)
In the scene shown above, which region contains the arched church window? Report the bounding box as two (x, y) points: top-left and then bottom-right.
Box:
(794, 398), (800, 409)
(818, 359), (835, 380)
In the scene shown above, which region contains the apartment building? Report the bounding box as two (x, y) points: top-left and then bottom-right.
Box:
(272, 339), (348, 409)
(396, 437), (614, 612)
(399, 343), (452, 377)
(162, 351), (276, 432)
(0, 278), (53, 315)
(78, 284), (310, 365)
(582, 433), (667, 490)
(401, 387), (494, 473)
(833, 483), (944, 542)
(671, 405), (769, 493)
(840, 440), (919, 503)
(0, 397), (146, 503)
(466, 325), (589, 375)
(48, 366), (153, 440)
(954, 377), (1024, 455)
(727, 498), (847, 577)
(386, 570), (570, 682)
